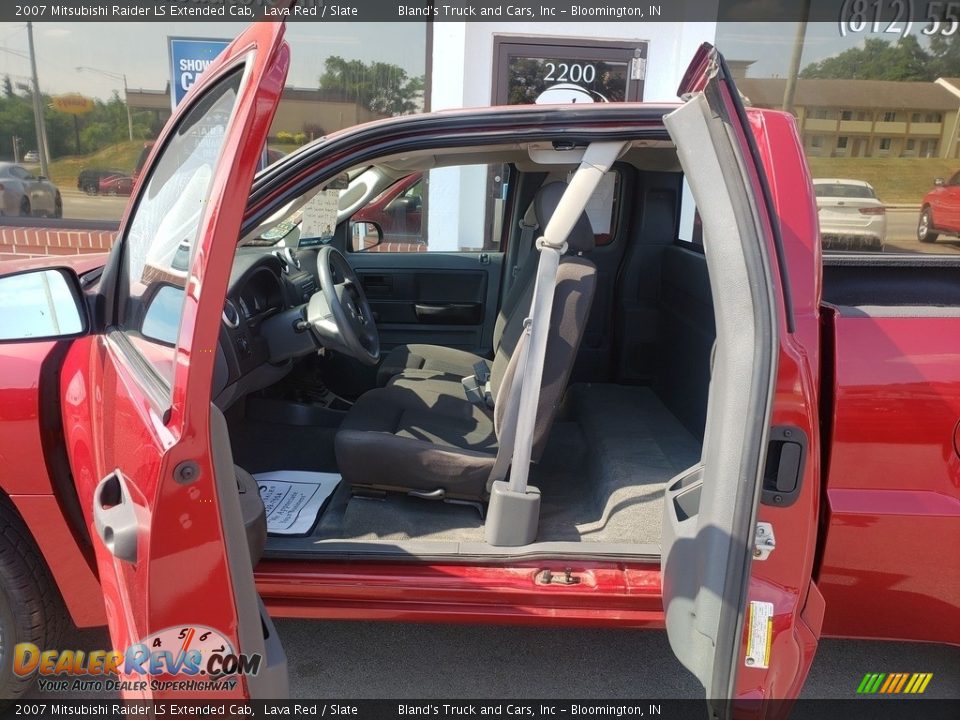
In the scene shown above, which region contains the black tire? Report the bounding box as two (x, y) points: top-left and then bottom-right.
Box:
(53, 193), (63, 219)
(918, 207), (938, 243)
(18, 197), (30, 217)
(83, 184), (98, 196)
(0, 494), (68, 704)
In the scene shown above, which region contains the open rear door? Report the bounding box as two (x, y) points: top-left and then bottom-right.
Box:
(660, 44), (823, 716)
(60, 19), (291, 699)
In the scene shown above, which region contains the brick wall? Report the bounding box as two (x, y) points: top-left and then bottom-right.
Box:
(0, 226), (117, 261)
(0, 225), (436, 261)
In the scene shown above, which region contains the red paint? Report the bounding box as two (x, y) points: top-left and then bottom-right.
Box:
(726, 98), (824, 703)
(920, 176), (960, 237)
(256, 561), (667, 628)
(818, 314), (960, 646)
(58, 20), (292, 700)
(0, 34), (954, 710)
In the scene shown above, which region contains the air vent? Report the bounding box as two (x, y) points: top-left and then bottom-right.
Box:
(222, 299), (240, 329)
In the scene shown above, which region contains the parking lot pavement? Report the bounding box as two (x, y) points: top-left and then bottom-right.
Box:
(26, 619), (960, 700)
(60, 190), (127, 223)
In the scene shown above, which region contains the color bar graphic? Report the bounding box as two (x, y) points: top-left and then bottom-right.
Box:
(857, 672), (933, 694)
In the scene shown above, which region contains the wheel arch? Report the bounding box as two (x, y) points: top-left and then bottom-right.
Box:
(3, 490), (105, 628)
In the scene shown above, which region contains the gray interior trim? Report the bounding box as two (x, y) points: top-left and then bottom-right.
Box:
(210, 406), (289, 698)
(661, 92), (778, 700)
(262, 538), (661, 562)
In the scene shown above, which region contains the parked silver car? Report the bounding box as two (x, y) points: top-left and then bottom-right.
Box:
(0, 163), (62, 218)
(814, 178), (886, 251)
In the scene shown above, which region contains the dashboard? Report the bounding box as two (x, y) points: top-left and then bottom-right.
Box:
(213, 246), (319, 406)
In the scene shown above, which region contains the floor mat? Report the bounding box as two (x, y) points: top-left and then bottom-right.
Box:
(340, 494), (485, 542)
(335, 384), (701, 546)
(254, 470), (342, 536)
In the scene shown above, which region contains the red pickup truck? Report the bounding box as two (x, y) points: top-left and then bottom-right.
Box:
(0, 22), (957, 712)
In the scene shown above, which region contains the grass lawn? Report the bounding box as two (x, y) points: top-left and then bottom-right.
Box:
(23, 141), (146, 192)
(806, 157), (958, 204)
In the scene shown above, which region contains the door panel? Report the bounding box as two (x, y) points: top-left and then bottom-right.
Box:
(663, 44), (823, 712)
(61, 20), (291, 699)
(348, 251), (504, 354)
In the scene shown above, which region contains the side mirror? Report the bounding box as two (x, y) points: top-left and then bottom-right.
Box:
(351, 220), (384, 252)
(935, 177), (945, 186)
(0, 268), (88, 342)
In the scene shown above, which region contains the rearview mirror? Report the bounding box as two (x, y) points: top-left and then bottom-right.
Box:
(935, 177), (945, 186)
(0, 268), (88, 342)
(351, 220), (383, 252)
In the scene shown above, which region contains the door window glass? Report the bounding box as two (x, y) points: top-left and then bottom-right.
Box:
(119, 68), (243, 388)
(348, 164), (510, 253)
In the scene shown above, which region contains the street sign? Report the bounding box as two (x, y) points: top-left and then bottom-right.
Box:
(50, 94), (95, 115)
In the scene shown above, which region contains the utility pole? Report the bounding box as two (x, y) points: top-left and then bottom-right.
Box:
(26, 22), (49, 178)
(123, 74), (133, 142)
(782, 2), (812, 116)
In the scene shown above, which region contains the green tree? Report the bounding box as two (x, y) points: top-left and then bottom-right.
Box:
(800, 36), (933, 81)
(927, 34), (960, 78)
(318, 56), (424, 116)
(2, 76), (13, 99)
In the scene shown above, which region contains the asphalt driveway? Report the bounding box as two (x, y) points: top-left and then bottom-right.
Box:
(27, 619), (960, 700)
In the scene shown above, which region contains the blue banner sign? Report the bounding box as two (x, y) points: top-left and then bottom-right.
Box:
(168, 37), (231, 110)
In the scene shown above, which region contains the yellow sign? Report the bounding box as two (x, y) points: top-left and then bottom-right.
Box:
(50, 94), (94, 115)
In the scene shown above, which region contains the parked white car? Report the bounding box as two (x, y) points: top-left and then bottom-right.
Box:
(814, 178), (886, 251)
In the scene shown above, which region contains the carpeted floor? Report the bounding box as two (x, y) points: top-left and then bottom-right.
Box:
(334, 384), (702, 546)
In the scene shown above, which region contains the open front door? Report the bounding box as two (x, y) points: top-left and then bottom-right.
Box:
(60, 20), (291, 699)
(660, 44), (823, 715)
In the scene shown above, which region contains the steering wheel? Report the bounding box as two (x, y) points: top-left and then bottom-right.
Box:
(305, 246), (380, 365)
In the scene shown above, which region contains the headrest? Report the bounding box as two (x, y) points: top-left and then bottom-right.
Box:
(533, 181), (596, 253)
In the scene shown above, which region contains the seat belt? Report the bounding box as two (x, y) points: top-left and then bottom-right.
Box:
(512, 214), (538, 283)
(485, 141), (626, 546)
(467, 211), (538, 410)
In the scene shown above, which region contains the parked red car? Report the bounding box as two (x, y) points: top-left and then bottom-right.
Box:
(351, 172), (424, 248)
(919, 171), (960, 243)
(97, 173), (134, 196)
(0, 22), (957, 712)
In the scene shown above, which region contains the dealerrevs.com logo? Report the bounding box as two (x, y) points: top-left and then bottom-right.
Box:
(12, 625), (261, 693)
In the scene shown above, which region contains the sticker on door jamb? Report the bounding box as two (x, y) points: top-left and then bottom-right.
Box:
(745, 600), (774, 669)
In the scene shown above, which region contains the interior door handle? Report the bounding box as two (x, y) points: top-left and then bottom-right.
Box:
(93, 470), (139, 564)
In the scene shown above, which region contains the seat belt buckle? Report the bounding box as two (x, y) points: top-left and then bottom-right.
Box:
(461, 375), (486, 405)
(473, 361), (491, 385)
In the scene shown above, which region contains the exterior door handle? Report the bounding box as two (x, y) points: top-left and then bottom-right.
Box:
(92, 470), (139, 564)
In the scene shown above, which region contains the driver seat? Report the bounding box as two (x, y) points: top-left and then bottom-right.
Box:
(334, 182), (597, 501)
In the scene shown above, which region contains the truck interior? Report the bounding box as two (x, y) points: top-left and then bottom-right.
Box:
(212, 113), (767, 564)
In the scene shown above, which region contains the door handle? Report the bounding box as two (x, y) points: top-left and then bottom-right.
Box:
(93, 470), (139, 564)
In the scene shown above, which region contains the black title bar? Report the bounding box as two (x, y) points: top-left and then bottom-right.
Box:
(5, 0), (960, 24)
